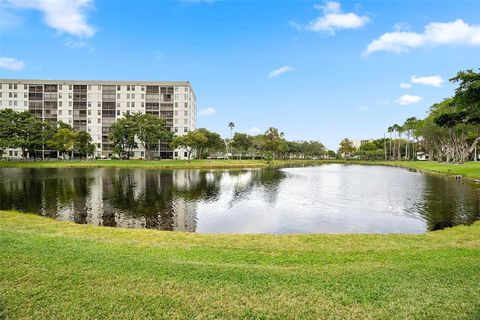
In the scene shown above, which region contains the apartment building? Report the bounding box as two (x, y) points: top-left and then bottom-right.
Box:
(0, 79), (196, 159)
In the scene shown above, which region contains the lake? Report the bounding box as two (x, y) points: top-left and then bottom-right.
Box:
(0, 164), (478, 234)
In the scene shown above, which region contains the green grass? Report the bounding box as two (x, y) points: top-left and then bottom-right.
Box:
(0, 159), (326, 170)
(378, 161), (480, 180)
(1, 210), (479, 319)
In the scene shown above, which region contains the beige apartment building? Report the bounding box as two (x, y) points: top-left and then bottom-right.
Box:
(0, 79), (196, 159)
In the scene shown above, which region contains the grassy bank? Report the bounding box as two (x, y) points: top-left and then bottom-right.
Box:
(1, 211), (479, 319)
(0, 158), (479, 179)
(377, 160), (480, 180)
(0, 159), (325, 170)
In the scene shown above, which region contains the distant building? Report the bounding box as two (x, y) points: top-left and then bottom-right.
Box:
(0, 79), (197, 159)
(416, 152), (429, 161)
(351, 139), (374, 149)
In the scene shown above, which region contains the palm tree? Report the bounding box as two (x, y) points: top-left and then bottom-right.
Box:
(387, 126), (393, 161)
(228, 122), (235, 158)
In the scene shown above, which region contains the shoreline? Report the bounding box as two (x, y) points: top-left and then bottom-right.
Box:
(0, 159), (479, 179)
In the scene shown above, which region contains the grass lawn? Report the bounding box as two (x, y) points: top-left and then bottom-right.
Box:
(379, 161), (480, 180)
(0, 159), (325, 170)
(1, 210), (479, 319)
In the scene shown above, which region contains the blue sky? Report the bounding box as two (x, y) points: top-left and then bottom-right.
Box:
(0, 0), (479, 149)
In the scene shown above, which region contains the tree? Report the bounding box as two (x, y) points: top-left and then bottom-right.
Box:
(227, 122), (235, 158)
(171, 129), (208, 161)
(196, 128), (225, 159)
(231, 132), (252, 160)
(135, 113), (173, 159)
(48, 127), (77, 159)
(109, 115), (138, 159)
(262, 127), (285, 159)
(75, 131), (96, 159)
(0, 109), (18, 158)
(338, 138), (355, 160)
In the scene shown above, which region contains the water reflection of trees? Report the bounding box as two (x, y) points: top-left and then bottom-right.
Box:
(1, 167), (478, 233)
(422, 175), (480, 231)
(226, 168), (286, 208)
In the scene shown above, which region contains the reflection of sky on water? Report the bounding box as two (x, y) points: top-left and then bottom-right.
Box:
(0, 165), (478, 234)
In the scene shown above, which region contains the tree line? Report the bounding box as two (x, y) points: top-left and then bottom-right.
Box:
(0, 109), (96, 159)
(337, 69), (480, 163)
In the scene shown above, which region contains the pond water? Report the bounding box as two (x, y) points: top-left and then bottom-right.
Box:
(0, 165), (478, 234)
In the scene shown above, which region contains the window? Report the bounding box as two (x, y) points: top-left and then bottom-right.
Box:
(184, 128), (188, 133)
(184, 94), (188, 99)
(88, 85), (92, 90)
(174, 94), (178, 99)
(127, 94), (130, 99)
(127, 85), (130, 91)
(174, 127), (178, 132)
(98, 110), (101, 115)
(88, 102), (92, 107)
(184, 103), (188, 108)
(184, 152), (187, 157)
(126, 110), (130, 115)
(59, 102), (63, 106)
(117, 110), (120, 115)
(68, 110), (72, 115)
(59, 110), (63, 115)
(132, 94), (135, 99)
(14, 84), (17, 89)
(59, 93), (63, 99)
(24, 93), (27, 98)
(174, 111), (178, 116)
(141, 94), (144, 99)
(69, 85), (72, 90)
(175, 102), (178, 108)
(13, 92), (17, 98)
(9, 92), (12, 98)
(24, 84), (28, 90)
(88, 110), (91, 115)
(88, 119), (91, 124)
(117, 94), (120, 99)
(69, 101), (72, 107)
(9, 84), (12, 89)
(184, 111), (188, 116)
(117, 102), (120, 108)
(141, 86), (145, 91)
(132, 102), (135, 108)
(117, 85), (121, 91)
(13, 101), (17, 106)
(175, 87), (178, 92)
(141, 102), (144, 108)
(69, 93), (72, 99)
(184, 87), (189, 92)
(127, 102), (130, 108)
(97, 118), (101, 123)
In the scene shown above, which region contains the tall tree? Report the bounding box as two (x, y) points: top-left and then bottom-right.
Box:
(75, 131), (96, 159)
(135, 113), (173, 159)
(109, 115), (138, 159)
(171, 129), (208, 161)
(338, 138), (355, 160)
(48, 127), (77, 159)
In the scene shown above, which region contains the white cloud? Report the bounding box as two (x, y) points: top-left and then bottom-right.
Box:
(358, 105), (369, 112)
(198, 107), (216, 116)
(400, 82), (412, 89)
(268, 66), (295, 79)
(411, 75), (444, 87)
(0, 57), (25, 71)
(394, 94), (422, 105)
(365, 19), (480, 54)
(246, 127), (262, 135)
(293, 1), (369, 34)
(8, 0), (96, 37)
